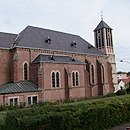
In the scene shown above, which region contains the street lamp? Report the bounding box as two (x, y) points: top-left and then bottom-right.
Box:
(120, 60), (130, 64)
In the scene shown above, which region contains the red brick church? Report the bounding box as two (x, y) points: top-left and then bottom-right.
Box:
(0, 20), (117, 105)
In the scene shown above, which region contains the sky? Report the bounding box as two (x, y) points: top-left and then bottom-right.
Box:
(0, 0), (130, 72)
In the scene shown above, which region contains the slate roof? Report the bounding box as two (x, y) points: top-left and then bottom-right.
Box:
(0, 81), (42, 94)
(0, 25), (107, 57)
(0, 32), (17, 48)
(94, 20), (112, 31)
(14, 25), (106, 56)
(32, 54), (85, 64)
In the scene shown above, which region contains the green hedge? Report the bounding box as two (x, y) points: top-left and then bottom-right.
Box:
(116, 90), (126, 95)
(2, 96), (130, 130)
(5, 113), (63, 130)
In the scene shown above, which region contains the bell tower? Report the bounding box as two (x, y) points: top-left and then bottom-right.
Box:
(94, 19), (118, 92)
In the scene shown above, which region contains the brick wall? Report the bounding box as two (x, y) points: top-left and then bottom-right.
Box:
(0, 47), (114, 102)
(0, 50), (11, 84)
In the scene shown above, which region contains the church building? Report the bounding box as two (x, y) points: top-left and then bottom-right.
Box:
(0, 19), (117, 105)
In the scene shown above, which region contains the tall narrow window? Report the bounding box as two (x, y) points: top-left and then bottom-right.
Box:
(72, 71), (79, 87)
(28, 97), (31, 105)
(14, 98), (18, 105)
(95, 32), (98, 48)
(56, 72), (59, 87)
(24, 63), (28, 80)
(10, 99), (13, 105)
(106, 29), (109, 46)
(91, 64), (94, 84)
(72, 72), (75, 86)
(76, 72), (78, 86)
(33, 96), (37, 104)
(110, 30), (113, 47)
(51, 71), (60, 88)
(52, 72), (55, 88)
(101, 29), (104, 47)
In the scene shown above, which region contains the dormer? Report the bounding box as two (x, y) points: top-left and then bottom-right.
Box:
(45, 36), (51, 44)
(50, 55), (55, 60)
(88, 44), (93, 50)
(72, 57), (75, 61)
(71, 41), (76, 48)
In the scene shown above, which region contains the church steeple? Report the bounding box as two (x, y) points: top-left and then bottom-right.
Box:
(94, 20), (114, 55)
(94, 19), (118, 92)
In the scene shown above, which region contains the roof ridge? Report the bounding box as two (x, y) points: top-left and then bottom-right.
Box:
(27, 25), (80, 37)
(0, 31), (17, 35)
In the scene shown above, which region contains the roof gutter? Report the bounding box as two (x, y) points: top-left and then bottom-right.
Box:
(13, 46), (108, 57)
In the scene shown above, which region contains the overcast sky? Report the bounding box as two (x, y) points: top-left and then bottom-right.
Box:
(0, 0), (130, 72)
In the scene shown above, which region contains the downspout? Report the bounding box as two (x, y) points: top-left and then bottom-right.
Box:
(42, 64), (45, 102)
(84, 65), (87, 97)
(29, 49), (31, 80)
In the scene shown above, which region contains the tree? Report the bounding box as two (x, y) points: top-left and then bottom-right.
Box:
(117, 71), (122, 74)
(127, 72), (130, 76)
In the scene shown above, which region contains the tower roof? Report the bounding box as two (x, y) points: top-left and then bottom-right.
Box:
(94, 20), (112, 31)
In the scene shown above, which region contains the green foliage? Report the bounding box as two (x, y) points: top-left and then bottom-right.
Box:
(2, 96), (130, 130)
(116, 90), (126, 95)
(19, 102), (26, 108)
(104, 92), (116, 97)
(127, 72), (130, 76)
(126, 87), (130, 94)
(117, 71), (123, 74)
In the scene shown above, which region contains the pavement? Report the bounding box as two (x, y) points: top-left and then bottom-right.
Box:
(107, 123), (130, 130)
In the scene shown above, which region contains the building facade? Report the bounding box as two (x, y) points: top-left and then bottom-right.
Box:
(0, 20), (115, 105)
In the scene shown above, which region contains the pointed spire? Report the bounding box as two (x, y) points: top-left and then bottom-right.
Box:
(94, 20), (112, 31)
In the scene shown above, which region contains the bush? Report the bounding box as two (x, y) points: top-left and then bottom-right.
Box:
(5, 111), (64, 130)
(116, 90), (126, 95)
(104, 92), (116, 97)
(2, 95), (130, 129)
(126, 87), (130, 94)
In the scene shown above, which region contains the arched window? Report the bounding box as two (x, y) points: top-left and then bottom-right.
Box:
(24, 63), (28, 80)
(91, 64), (94, 84)
(72, 71), (79, 87)
(72, 72), (75, 86)
(52, 72), (55, 88)
(51, 71), (60, 88)
(76, 72), (78, 86)
(56, 72), (59, 87)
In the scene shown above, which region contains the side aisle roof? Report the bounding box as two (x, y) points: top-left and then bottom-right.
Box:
(0, 32), (17, 48)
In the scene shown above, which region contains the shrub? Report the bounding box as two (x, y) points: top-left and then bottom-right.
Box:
(116, 90), (126, 95)
(37, 101), (46, 106)
(5, 111), (64, 130)
(19, 102), (26, 108)
(126, 87), (130, 94)
(63, 97), (76, 103)
(104, 92), (116, 97)
(2, 95), (130, 129)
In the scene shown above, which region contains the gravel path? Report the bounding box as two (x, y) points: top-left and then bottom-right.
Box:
(107, 123), (130, 130)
